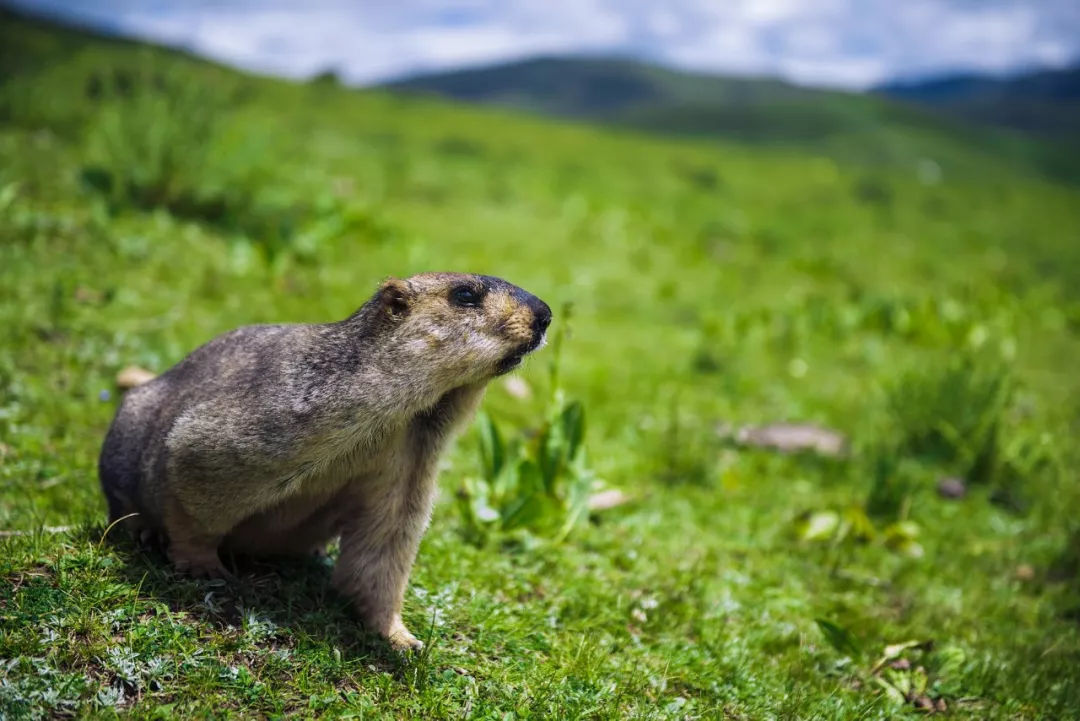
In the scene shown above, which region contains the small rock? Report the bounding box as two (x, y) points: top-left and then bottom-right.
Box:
(331, 176), (356, 198)
(732, 423), (847, 457)
(934, 698), (947, 713)
(1015, 564), (1036, 581)
(73, 286), (104, 304)
(587, 489), (630, 512)
(913, 695), (934, 712)
(502, 376), (532, 400)
(116, 366), (156, 390)
(937, 477), (967, 499)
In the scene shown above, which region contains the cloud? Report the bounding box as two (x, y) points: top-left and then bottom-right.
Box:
(8, 0), (1080, 88)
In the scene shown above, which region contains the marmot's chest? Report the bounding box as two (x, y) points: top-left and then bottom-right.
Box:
(274, 418), (409, 498)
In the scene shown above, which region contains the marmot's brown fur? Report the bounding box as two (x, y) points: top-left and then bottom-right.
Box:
(99, 273), (551, 650)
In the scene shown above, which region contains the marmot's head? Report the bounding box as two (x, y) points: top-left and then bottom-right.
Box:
(363, 272), (551, 388)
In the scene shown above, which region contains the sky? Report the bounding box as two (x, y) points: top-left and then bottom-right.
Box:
(9, 0), (1080, 89)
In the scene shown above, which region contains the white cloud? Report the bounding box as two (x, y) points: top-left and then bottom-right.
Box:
(644, 9), (681, 39)
(781, 56), (889, 89)
(8, 0), (1080, 88)
(739, 0), (811, 26)
(782, 25), (841, 57)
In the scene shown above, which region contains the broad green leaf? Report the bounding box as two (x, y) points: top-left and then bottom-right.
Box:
(874, 676), (907, 705)
(883, 521), (924, 557)
(815, 618), (860, 657)
(798, 511), (840, 542)
(843, 506), (876, 542)
(932, 645), (967, 678)
(538, 420), (563, 494)
(870, 638), (933, 674)
(882, 639), (931, 659)
(475, 412), (504, 484)
(560, 401), (585, 462)
(502, 492), (557, 532)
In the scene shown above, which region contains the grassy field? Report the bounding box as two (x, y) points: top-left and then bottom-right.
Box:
(2, 10), (1080, 719)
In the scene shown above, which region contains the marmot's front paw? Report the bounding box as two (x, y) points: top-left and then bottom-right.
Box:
(136, 526), (166, 550)
(387, 623), (423, 652)
(169, 547), (234, 581)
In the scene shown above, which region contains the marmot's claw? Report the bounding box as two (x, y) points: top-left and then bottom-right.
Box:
(388, 628), (424, 652)
(137, 526), (165, 549)
(170, 553), (234, 581)
(201, 564), (236, 582)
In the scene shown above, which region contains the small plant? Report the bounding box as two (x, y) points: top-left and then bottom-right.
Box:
(82, 61), (227, 214)
(456, 305), (602, 545)
(456, 403), (594, 544)
(887, 353), (1012, 471)
(885, 352), (1059, 509)
(77, 59), (307, 260)
(653, 398), (716, 486)
(815, 620), (967, 714)
(792, 434), (924, 557)
(863, 441), (912, 521)
(793, 504), (923, 558)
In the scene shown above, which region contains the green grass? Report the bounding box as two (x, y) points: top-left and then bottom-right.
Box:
(2, 9), (1080, 719)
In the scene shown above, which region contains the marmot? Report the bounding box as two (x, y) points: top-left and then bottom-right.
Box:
(99, 272), (551, 650)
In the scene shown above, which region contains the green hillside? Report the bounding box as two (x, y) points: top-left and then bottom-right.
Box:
(877, 65), (1080, 137)
(387, 56), (1080, 183)
(3, 8), (1080, 719)
(876, 66), (1080, 183)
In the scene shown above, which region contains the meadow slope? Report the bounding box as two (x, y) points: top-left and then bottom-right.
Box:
(2, 10), (1080, 719)
(386, 56), (1080, 185)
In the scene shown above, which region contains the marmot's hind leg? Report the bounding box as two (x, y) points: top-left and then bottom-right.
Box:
(164, 494), (233, 580)
(133, 522), (167, 551)
(100, 428), (160, 547)
(101, 484), (162, 548)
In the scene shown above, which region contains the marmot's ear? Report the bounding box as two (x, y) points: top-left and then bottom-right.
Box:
(378, 277), (411, 318)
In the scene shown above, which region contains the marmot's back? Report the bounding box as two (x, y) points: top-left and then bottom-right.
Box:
(98, 324), (304, 524)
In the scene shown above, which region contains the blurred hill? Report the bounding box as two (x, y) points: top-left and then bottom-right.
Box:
(877, 66), (1080, 181)
(876, 65), (1080, 137)
(387, 56), (1080, 183)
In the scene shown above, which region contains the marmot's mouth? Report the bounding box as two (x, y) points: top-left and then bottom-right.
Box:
(495, 335), (544, 375)
(496, 353), (525, 375)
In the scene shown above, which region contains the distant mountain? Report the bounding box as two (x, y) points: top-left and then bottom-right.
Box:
(387, 56), (824, 116)
(386, 56), (903, 143)
(385, 56), (1079, 183)
(876, 65), (1080, 137)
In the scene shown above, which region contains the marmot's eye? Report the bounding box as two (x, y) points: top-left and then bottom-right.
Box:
(450, 285), (483, 308)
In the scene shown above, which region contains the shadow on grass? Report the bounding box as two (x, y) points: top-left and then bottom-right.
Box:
(75, 525), (421, 674)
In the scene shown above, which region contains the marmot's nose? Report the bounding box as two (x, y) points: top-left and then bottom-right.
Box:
(531, 300), (552, 334)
